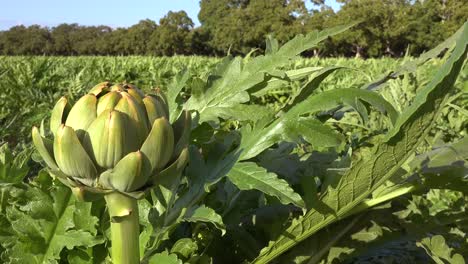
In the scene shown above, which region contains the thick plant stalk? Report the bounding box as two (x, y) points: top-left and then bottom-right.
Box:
(105, 192), (140, 264)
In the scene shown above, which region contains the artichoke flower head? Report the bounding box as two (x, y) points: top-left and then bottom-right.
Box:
(32, 82), (191, 200)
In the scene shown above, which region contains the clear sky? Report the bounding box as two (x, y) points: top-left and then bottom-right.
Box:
(0, 0), (342, 30)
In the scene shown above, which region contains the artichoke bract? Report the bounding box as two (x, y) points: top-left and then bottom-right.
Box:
(32, 82), (190, 199)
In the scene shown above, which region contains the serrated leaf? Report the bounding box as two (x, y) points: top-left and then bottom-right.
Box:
(66, 244), (107, 264)
(282, 117), (345, 149)
(253, 22), (468, 264)
(417, 235), (465, 264)
(282, 66), (346, 112)
(139, 199), (154, 257)
(171, 238), (198, 259)
(173, 143), (240, 213)
(0, 144), (29, 185)
(167, 69), (190, 123)
(73, 201), (100, 235)
(2, 175), (104, 264)
(239, 88), (397, 160)
(239, 117), (343, 161)
(287, 88), (399, 124)
(250, 67), (323, 97)
(326, 247), (355, 263)
(143, 142), (240, 259)
(228, 162), (305, 208)
(364, 24), (465, 91)
(412, 136), (468, 191)
(186, 24), (356, 123)
(184, 205), (226, 235)
(350, 221), (385, 243)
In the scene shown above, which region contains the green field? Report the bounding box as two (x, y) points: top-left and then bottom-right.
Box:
(0, 55), (442, 147)
(0, 27), (467, 264)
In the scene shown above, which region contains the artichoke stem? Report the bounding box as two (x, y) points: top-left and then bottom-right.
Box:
(105, 192), (140, 264)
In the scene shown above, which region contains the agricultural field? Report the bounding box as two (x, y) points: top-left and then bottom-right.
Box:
(0, 24), (467, 264)
(0, 55), (415, 147)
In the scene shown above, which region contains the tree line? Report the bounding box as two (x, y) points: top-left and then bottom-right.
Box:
(0, 0), (466, 57)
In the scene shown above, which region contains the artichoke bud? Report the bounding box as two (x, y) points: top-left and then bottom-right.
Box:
(32, 82), (190, 199)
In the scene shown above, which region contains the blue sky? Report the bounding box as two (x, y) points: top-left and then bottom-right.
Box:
(0, 0), (342, 30)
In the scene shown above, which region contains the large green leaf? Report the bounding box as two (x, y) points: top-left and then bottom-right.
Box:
(239, 88), (397, 160)
(0, 144), (29, 186)
(228, 162), (305, 208)
(143, 142), (240, 260)
(183, 205), (226, 235)
(253, 22), (468, 264)
(173, 144), (241, 213)
(364, 24), (466, 91)
(282, 66), (347, 112)
(0, 172), (104, 263)
(250, 67), (323, 97)
(170, 238), (198, 259)
(167, 70), (190, 123)
(287, 88), (399, 123)
(412, 136), (468, 192)
(417, 235), (465, 264)
(185, 24), (356, 123)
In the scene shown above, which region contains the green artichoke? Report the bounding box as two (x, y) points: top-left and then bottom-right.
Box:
(32, 82), (191, 199)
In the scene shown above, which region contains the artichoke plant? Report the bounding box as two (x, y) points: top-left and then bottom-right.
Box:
(31, 82), (191, 264)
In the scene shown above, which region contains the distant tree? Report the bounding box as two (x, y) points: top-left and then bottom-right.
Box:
(51, 24), (79, 55)
(148, 11), (194, 56)
(106, 28), (131, 55)
(199, 0), (308, 55)
(23, 25), (52, 55)
(0, 0), (466, 57)
(94, 26), (115, 55)
(0, 25), (51, 55)
(50, 24), (112, 55)
(126, 19), (157, 55)
(0, 31), (3, 53)
(440, 0), (468, 35)
(73, 26), (108, 55)
(198, 0), (241, 55)
(189, 27), (213, 56)
(328, 0), (412, 57)
(406, 0), (468, 55)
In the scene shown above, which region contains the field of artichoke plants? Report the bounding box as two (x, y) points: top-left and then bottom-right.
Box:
(0, 23), (467, 264)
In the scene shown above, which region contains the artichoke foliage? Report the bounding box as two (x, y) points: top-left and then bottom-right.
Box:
(32, 82), (191, 200)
